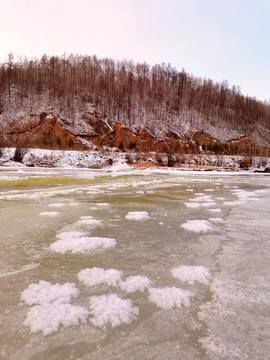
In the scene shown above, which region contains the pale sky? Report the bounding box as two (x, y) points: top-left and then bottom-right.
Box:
(0, 0), (269, 101)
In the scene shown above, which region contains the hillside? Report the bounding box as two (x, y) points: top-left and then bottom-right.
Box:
(0, 53), (270, 159)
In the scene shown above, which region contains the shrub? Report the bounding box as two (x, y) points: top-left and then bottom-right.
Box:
(13, 147), (29, 163)
(125, 153), (133, 164)
(167, 153), (175, 167)
(239, 156), (253, 169)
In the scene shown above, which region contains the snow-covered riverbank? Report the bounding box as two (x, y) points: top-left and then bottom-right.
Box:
(0, 147), (270, 172)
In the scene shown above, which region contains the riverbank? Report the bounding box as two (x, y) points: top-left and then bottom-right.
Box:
(0, 147), (270, 172)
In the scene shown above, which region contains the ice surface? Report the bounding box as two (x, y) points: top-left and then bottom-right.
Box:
(0, 263), (39, 278)
(77, 268), (123, 287)
(119, 275), (152, 293)
(21, 280), (80, 306)
(39, 211), (60, 217)
(181, 220), (212, 232)
(23, 303), (88, 336)
(148, 287), (192, 310)
(89, 294), (139, 328)
(171, 265), (210, 285)
(125, 211), (149, 220)
(50, 232), (116, 254)
(69, 202), (80, 206)
(48, 203), (65, 208)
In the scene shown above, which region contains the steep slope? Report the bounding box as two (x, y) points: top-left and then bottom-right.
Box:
(1, 110), (268, 159)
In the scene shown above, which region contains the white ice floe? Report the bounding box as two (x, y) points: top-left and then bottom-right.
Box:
(148, 287), (192, 310)
(50, 231), (116, 254)
(209, 217), (224, 223)
(181, 220), (212, 232)
(77, 268), (123, 287)
(208, 208), (222, 213)
(89, 294), (139, 328)
(205, 189), (215, 192)
(48, 203), (65, 208)
(23, 303), (88, 336)
(125, 211), (149, 221)
(171, 265), (210, 285)
(21, 280), (80, 306)
(186, 189), (194, 192)
(69, 202), (80, 206)
(39, 211), (60, 217)
(185, 202), (201, 208)
(119, 275), (152, 293)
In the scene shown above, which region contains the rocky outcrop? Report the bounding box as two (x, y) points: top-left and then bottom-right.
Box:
(1, 111), (269, 158)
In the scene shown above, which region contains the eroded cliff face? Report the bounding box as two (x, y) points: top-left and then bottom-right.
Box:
(0, 111), (268, 157)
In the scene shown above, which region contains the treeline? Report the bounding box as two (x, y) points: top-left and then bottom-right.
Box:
(0, 53), (270, 130)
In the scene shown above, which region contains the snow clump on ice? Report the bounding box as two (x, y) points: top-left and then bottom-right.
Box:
(96, 202), (111, 208)
(125, 211), (149, 221)
(48, 203), (65, 208)
(77, 268), (123, 287)
(21, 280), (80, 306)
(209, 217), (224, 223)
(208, 208), (222, 213)
(181, 219), (212, 232)
(50, 231), (116, 254)
(89, 294), (139, 328)
(39, 211), (60, 217)
(119, 275), (152, 293)
(185, 202), (201, 208)
(23, 303), (88, 336)
(148, 287), (192, 310)
(78, 216), (101, 226)
(171, 265), (210, 285)
(21, 281), (88, 335)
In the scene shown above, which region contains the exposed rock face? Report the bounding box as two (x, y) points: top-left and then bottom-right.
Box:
(0, 111), (269, 157)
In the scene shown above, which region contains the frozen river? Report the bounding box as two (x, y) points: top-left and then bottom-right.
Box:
(0, 167), (269, 360)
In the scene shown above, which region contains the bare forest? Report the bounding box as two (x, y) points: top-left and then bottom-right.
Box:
(0, 53), (270, 156)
